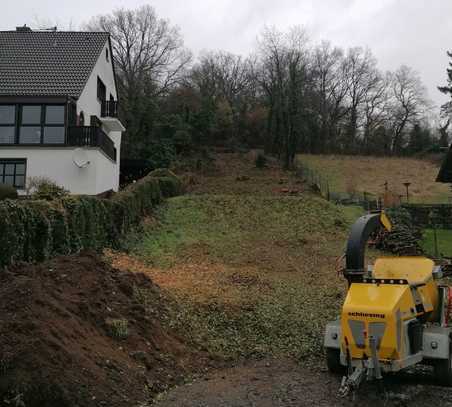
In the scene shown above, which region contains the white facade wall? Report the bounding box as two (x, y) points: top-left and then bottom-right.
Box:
(77, 41), (117, 119)
(0, 147), (116, 195)
(0, 39), (124, 195)
(73, 40), (122, 194)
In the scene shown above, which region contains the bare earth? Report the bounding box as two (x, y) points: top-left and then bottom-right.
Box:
(154, 358), (452, 407)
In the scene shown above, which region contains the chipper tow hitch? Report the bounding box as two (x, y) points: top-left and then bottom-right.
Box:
(338, 336), (384, 398)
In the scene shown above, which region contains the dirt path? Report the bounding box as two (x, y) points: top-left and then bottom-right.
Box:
(155, 358), (452, 407)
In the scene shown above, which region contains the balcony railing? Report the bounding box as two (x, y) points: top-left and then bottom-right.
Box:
(67, 126), (117, 162)
(101, 100), (119, 118)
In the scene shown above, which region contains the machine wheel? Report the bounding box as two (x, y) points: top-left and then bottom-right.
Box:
(326, 348), (344, 374)
(434, 345), (452, 387)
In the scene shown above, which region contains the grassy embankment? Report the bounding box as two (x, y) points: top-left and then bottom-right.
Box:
(110, 154), (352, 361)
(297, 154), (450, 204)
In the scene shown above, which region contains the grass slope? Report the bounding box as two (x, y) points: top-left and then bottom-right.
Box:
(112, 154), (351, 361)
(297, 154), (450, 204)
(421, 228), (452, 257)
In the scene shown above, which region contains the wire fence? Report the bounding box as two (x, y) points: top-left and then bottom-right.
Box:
(295, 160), (380, 210)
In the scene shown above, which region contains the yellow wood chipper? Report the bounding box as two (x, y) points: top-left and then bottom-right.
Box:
(324, 212), (452, 395)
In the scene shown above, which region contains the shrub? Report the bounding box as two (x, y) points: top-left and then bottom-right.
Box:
(255, 153), (267, 169)
(0, 184), (18, 201)
(0, 170), (183, 268)
(173, 130), (193, 153)
(28, 177), (69, 201)
(146, 139), (176, 169)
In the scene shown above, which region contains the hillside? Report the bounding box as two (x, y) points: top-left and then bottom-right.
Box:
(110, 153), (349, 360)
(297, 154), (450, 204)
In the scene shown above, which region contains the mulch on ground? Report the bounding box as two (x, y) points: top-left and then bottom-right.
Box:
(0, 252), (211, 407)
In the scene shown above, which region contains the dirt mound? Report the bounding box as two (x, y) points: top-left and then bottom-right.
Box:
(0, 252), (209, 407)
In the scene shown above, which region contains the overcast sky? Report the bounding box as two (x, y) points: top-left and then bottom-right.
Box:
(2, 0), (451, 110)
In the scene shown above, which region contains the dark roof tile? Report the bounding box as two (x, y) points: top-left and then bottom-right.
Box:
(0, 31), (109, 97)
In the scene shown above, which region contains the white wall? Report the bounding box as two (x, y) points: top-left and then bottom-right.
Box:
(75, 38), (123, 194)
(0, 147), (118, 195)
(107, 130), (122, 190)
(77, 40), (118, 118)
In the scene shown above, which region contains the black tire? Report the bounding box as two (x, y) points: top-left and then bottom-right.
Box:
(326, 348), (344, 374)
(434, 356), (452, 387)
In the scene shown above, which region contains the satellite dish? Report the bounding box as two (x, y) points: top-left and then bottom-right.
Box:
(73, 148), (90, 168)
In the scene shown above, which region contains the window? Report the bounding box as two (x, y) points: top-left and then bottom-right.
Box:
(97, 77), (106, 101)
(45, 106), (64, 124)
(106, 48), (109, 62)
(1, 104), (65, 145)
(43, 105), (65, 144)
(79, 111), (85, 126)
(0, 106), (15, 124)
(0, 105), (16, 144)
(17, 104), (65, 144)
(21, 106), (41, 124)
(0, 159), (26, 189)
(19, 105), (41, 144)
(20, 127), (41, 144)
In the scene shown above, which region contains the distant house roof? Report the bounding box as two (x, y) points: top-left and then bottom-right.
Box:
(0, 29), (109, 98)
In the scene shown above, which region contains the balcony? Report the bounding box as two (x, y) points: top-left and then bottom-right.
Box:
(101, 100), (119, 118)
(100, 100), (125, 132)
(67, 126), (117, 162)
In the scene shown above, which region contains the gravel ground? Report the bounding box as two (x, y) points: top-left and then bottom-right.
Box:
(154, 358), (452, 407)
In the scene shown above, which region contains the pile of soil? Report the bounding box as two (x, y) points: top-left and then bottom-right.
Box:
(0, 252), (210, 407)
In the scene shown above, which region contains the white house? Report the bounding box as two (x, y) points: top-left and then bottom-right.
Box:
(0, 27), (125, 195)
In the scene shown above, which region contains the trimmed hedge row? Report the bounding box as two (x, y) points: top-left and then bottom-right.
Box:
(0, 169), (183, 267)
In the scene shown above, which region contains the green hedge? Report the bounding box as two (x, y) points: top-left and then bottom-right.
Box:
(0, 170), (183, 267)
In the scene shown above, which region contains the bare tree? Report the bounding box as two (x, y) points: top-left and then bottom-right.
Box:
(342, 47), (379, 151)
(87, 5), (191, 97)
(258, 26), (309, 167)
(310, 41), (347, 152)
(362, 72), (390, 152)
(192, 51), (255, 133)
(86, 6), (192, 156)
(387, 65), (430, 153)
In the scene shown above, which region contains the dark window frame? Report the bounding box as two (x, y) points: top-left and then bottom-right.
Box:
(0, 105), (16, 125)
(43, 105), (65, 144)
(19, 104), (43, 144)
(97, 77), (106, 102)
(0, 158), (27, 189)
(0, 103), (67, 145)
(0, 105), (17, 144)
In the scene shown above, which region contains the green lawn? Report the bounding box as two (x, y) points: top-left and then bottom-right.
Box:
(132, 194), (349, 268)
(421, 228), (452, 258)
